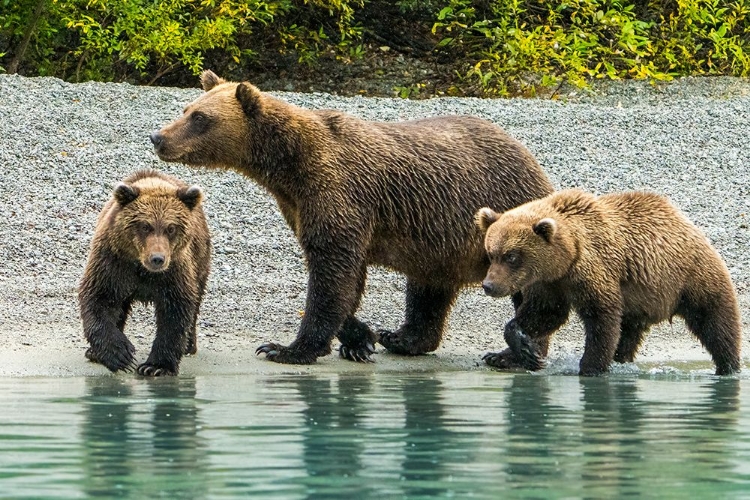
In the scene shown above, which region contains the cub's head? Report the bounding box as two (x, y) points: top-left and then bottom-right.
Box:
(475, 205), (577, 297)
(109, 177), (203, 273)
(150, 70), (263, 169)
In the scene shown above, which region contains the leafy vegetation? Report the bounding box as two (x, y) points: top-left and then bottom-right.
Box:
(430, 0), (750, 95)
(1, 0), (748, 96)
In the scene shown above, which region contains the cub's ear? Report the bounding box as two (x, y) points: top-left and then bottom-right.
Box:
(200, 70), (225, 91)
(236, 83), (262, 117)
(114, 183), (139, 206)
(533, 217), (557, 242)
(177, 185), (203, 210)
(475, 207), (501, 232)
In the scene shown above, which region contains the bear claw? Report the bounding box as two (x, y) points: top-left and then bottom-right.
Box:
(256, 342), (283, 360)
(377, 329), (433, 356)
(85, 345), (137, 373)
(137, 363), (177, 377)
(377, 329), (412, 355)
(338, 343), (376, 363)
(255, 342), (321, 364)
(483, 349), (524, 370)
(503, 321), (546, 371)
(377, 330), (399, 347)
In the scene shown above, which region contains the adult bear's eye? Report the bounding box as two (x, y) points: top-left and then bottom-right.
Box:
(503, 251), (521, 268)
(138, 222), (153, 234)
(166, 224), (177, 236)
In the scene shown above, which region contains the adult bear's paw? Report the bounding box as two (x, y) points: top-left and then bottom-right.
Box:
(255, 342), (321, 364)
(137, 362), (177, 377)
(377, 326), (435, 355)
(338, 343), (376, 363)
(337, 317), (377, 362)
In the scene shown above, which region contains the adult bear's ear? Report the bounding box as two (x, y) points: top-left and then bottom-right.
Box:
(114, 183), (139, 206)
(177, 185), (203, 210)
(201, 70), (225, 91)
(533, 218), (557, 242)
(475, 207), (501, 233)
(236, 82), (262, 117)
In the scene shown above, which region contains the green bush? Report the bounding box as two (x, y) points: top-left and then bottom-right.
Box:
(432, 0), (750, 96)
(57, 0), (285, 82)
(0, 0), (364, 83)
(0, 0), (748, 95)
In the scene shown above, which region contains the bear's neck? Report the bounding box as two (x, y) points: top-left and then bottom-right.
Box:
(240, 105), (325, 202)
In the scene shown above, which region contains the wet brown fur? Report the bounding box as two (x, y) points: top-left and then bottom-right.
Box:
(151, 70), (554, 364)
(79, 170), (211, 376)
(477, 189), (742, 376)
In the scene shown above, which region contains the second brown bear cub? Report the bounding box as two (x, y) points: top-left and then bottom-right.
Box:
(79, 170), (211, 376)
(476, 189), (741, 376)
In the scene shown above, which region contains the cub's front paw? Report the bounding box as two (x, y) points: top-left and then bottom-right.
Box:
(86, 338), (137, 373)
(504, 321), (546, 371)
(255, 342), (321, 364)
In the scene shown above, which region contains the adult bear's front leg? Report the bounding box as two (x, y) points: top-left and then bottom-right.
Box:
(257, 242), (366, 364)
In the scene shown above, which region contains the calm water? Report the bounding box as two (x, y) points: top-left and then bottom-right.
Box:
(1, 369), (750, 499)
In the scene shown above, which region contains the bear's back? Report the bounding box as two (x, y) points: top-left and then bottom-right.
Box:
(592, 191), (724, 321)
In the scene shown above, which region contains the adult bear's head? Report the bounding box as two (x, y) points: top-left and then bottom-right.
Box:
(150, 70), (265, 170)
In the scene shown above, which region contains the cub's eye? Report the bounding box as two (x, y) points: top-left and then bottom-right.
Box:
(503, 251), (521, 267)
(166, 224), (178, 236)
(138, 222), (153, 234)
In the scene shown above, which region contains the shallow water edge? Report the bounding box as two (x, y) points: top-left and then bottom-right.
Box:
(1, 370), (749, 499)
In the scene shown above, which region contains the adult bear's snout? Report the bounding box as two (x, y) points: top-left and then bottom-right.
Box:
(149, 131), (164, 147)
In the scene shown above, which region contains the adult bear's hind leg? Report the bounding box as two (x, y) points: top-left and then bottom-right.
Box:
(378, 280), (457, 355)
(336, 264), (378, 362)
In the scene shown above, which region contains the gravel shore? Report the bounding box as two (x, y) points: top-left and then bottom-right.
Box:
(0, 74), (748, 377)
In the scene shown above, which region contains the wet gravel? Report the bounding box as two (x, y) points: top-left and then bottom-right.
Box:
(0, 73), (748, 368)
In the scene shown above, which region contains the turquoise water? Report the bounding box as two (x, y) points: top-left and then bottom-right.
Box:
(1, 370), (749, 499)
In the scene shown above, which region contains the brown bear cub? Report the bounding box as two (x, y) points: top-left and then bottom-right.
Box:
(79, 170), (211, 376)
(476, 189), (741, 376)
(150, 70), (553, 365)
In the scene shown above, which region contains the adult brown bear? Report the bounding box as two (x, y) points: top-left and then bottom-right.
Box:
(150, 70), (554, 364)
(477, 189), (742, 376)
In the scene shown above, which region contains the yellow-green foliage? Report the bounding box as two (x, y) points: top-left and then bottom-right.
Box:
(57, 0), (286, 81)
(432, 0), (750, 96)
(0, 0), (748, 94)
(0, 0), (363, 82)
